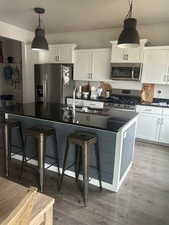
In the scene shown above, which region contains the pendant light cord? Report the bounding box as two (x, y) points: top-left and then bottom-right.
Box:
(125, 0), (133, 19)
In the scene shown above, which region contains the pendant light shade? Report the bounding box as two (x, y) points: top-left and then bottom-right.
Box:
(31, 8), (49, 51)
(118, 1), (140, 48)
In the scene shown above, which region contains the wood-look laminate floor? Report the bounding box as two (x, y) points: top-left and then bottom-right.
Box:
(0, 141), (169, 225)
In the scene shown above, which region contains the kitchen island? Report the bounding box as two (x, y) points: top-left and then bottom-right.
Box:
(1, 103), (138, 192)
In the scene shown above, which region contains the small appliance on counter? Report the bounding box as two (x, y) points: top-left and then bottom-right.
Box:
(90, 86), (98, 100)
(76, 85), (82, 99)
(82, 92), (89, 99)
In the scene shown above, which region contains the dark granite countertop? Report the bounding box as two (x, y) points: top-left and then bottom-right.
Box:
(137, 103), (169, 108)
(0, 103), (138, 132)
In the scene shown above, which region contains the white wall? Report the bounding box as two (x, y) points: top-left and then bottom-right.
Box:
(0, 21), (33, 43)
(0, 20), (34, 103)
(47, 22), (169, 48)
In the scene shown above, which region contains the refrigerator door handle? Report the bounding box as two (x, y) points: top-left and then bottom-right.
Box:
(44, 74), (48, 104)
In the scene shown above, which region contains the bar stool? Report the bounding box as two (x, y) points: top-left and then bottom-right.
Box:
(0, 119), (25, 177)
(22, 125), (60, 192)
(59, 131), (102, 206)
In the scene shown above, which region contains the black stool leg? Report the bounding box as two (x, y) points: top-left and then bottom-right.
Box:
(38, 134), (46, 193)
(4, 124), (10, 177)
(20, 136), (28, 179)
(95, 142), (102, 191)
(53, 133), (60, 176)
(59, 139), (69, 191)
(18, 123), (26, 162)
(82, 142), (89, 207)
(75, 145), (81, 182)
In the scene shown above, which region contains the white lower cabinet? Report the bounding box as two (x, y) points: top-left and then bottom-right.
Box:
(136, 113), (160, 141)
(158, 117), (169, 144)
(136, 105), (169, 145)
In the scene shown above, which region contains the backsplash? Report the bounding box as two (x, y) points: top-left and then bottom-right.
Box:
(154, 85), (169, 99)
(75, 80), (142, 92)
(75, 81), (169, 100)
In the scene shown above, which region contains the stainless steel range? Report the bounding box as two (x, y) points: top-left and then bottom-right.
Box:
(111, 103), (136, 111)
(105, 91), (140, 112)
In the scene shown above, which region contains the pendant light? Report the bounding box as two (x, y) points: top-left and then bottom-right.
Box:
(31, 7), (49, 51)
(118, 0), (140, 48)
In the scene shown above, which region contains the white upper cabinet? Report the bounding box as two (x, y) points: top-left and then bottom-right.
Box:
(111, 46), (143, 63)
(141, 47), (169, 84)
(74, 50), (93, 81)
(110, 40), (148, 63)
(74, 48), (111, 81)
(92, 49), (111, 81)
(38, 44), (77, 64)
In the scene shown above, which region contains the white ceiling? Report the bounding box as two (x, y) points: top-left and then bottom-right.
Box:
(0, 0), (168, 33)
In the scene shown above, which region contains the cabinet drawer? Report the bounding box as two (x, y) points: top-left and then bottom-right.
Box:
(136, 105), (162, 115)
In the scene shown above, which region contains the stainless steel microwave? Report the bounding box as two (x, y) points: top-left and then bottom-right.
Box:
(111, 63), (142, 81)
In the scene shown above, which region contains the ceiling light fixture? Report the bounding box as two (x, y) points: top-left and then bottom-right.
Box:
(31, 7), (49, 51)
(117, 0), (140, 48)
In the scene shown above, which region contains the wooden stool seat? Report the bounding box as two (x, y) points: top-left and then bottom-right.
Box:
(68, 131), (97, 146)
(22, 125), (60, 192)
(59, 131), (102, 206)
(24, 125), (56, 137)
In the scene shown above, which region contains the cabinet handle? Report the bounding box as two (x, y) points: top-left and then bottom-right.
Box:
(58, 55), (60, 61)
(157, 118), (161, 125)
(123, 54), (128, 60)
(143, 109), (152, 112)
(167, 75), (169, 82)
(91, 73), (92, 79)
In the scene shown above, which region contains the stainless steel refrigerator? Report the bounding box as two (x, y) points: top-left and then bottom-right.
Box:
(34, 64), (74, 104)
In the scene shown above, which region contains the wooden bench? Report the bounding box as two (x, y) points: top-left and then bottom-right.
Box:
(0, 177), (55, 225)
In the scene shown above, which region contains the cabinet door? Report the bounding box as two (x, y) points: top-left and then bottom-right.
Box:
(57, 46), (73, 63)
(111, 47), (142, 63)
(141, 49), (169, 84)
(158, 117), (169, 144)
(111, 47), (124, 62)
(123, 48), (142, 63)
(136, 113), (160, 141)
(74, 51), (92, 80)
(92, 49), (111, 81)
